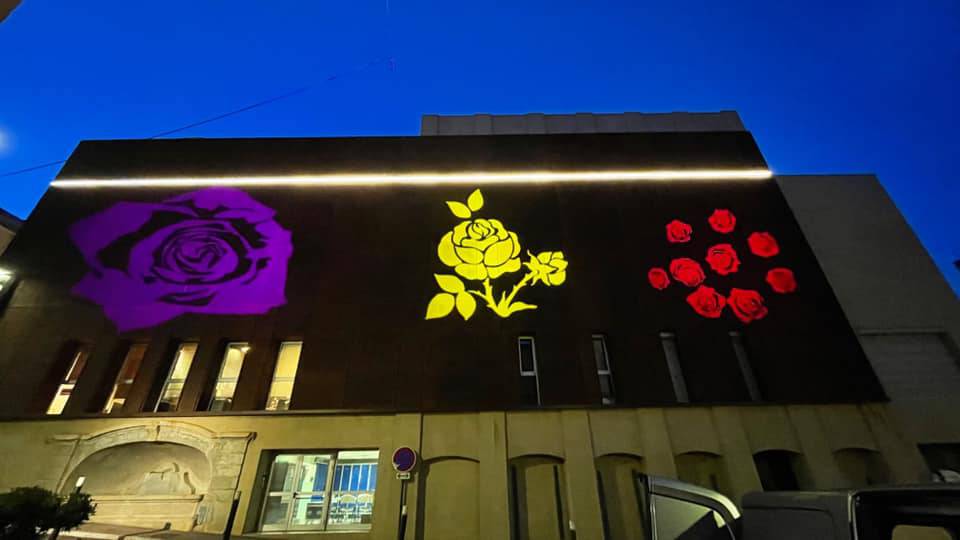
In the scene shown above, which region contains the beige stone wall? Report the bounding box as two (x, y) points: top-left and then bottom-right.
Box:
(0, 403), (928, 539)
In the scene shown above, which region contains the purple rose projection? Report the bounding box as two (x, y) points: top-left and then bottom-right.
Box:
(69, 188), (293, 331)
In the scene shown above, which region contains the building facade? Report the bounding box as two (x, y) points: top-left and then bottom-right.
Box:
(0, 113), (955, 540)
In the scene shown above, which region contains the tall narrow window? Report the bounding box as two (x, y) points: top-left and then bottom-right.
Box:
(209, 342), (249, 411)
(155, 342), (198, 412)
(730, 331), (762, 401)
(592, 335), (615, 405)
(103, 343), (147, 414)
(517, 336), (540, 406)
(47, 346), (90, 415)
(266, 341), (302, 411)
(660, 332), (689, 403)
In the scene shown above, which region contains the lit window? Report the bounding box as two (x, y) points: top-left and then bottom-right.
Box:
(592, 335), (615, 405)
(266, 341), (302, 411)
(660, 332), (689, 403)
(47, 346), (89, 415)
(103, 343), (147, 414)
(260, 450), (379, 533)
(518, 336), (541, 406)
(730, 331), (762, 401)
(155, 342), (198, 412)
(0, 267), (14, 295)
(209, 342), (249, 411)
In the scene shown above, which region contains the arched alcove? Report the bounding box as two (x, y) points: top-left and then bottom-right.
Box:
(674, 451), (732, 497)
(65, 442), (211, 496)
(596, 454), (646, 540)
(415, 457), (481, 540)
(54, 422), (253, 533)
(834, 448), (890, 487)
(509, 455), (568, 540)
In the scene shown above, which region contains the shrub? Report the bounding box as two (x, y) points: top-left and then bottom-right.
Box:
(0, 486), (95, 540)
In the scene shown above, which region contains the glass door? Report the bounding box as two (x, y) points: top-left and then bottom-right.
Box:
(261, 454), (333, 532)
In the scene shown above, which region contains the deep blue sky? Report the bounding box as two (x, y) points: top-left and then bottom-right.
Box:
(1, 1), (958, 292)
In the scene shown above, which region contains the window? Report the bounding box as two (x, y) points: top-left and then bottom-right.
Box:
(209, 342), (249, 411)
(730, 332), (762, 401)
(103, 343), (147, 414)
(753, 450), (802, 491)
(260, 450), (379, 533)
(592, 335), (616, 405)
(266, 341), (302, 411)
(517, 336), (540, 406)
(155, 342), (198, 412)
(651, 494), (735, 540)
(47, 346), (90, 415)
(0, 267), (14, 296)
(660, 332), (689, 403)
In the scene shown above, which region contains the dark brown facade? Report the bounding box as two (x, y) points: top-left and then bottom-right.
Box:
(0, 131), (885, 419)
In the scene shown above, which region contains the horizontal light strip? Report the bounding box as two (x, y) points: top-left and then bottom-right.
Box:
(50, 168), (772, 188)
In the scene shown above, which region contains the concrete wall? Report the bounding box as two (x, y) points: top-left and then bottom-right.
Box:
(777, 174), (960, 445)
(0, 404), (927, 539)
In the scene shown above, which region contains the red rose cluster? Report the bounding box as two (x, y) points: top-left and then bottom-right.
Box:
(649, 209), (797, 323)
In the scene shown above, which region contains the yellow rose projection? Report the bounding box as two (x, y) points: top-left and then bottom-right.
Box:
(426, 189), (568, 320)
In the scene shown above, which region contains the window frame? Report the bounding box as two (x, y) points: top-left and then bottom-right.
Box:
(103, 342), (148, 414)
(154, 342), (198, 412)
(46, 345), (90, 415)
(729, 331), (763, 402)
(592, 334), (616, 405)
(517, 336), (541, 406)
(660, 332), (690, 403)
(259, 450), (379, 533)
(208, 342), (249, 412)
(265, 341), (303, 411)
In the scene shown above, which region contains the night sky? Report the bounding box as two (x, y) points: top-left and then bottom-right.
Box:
(1, 1), (957, 293)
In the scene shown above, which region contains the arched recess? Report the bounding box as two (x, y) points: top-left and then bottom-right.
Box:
(55, 422), (253, 533)
(416, 457), (481, 540)
(674, 451), (732, 498)
(834, 447), (891, 488)
(509, 455), (568, 540)
(595, 453), (647, 540)
(752, 449), (811, 491)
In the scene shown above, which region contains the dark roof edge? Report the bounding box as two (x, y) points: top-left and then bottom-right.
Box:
(0, 207), (22, 232)
(55, 131), (769, 180)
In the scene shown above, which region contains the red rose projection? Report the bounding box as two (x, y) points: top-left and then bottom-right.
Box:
(648, 211), (796, 324)
(705, 244), (740, 275)
(669, 258), (705, 288)
(666, 220), (693, 243)
(728, 288), (769, 323)
(686, 285), (726, 318)
(648, 268), (671, 290)
(766, 268), (797, 293)
(748, 232), (779, 258)
(708, 209), (736, 233)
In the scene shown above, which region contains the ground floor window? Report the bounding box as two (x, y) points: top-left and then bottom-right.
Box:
(260, 450), (379, 532)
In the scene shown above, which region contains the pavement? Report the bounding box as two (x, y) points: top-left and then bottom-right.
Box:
(59, 522), (253, 540)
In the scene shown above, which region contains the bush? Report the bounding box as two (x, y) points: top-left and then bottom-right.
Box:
(0, 486), (95, 540)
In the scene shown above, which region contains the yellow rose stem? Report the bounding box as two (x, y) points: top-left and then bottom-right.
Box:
(500, 272), (534, 311)
(468, 273), (537, 317)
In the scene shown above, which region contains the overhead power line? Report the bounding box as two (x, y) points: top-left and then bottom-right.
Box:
(0, 56), (394, 179)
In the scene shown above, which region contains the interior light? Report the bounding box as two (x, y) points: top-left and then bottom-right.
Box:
(50, 168), (772, 189)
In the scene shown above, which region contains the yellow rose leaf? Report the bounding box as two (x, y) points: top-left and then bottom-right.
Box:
(425, 293), (456, 320)
(434, 274), (465, 294)
(446, 201), (472, 219)
(455, 291), (477, 320)
(467, 189), (484, 212)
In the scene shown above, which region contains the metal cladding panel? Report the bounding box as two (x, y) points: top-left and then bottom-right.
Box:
(0, 134), (883, 416)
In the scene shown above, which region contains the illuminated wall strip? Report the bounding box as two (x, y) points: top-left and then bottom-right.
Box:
(50, 168), (772, 188)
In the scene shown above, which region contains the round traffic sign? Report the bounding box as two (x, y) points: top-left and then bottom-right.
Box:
(392, 446), (417, 473)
